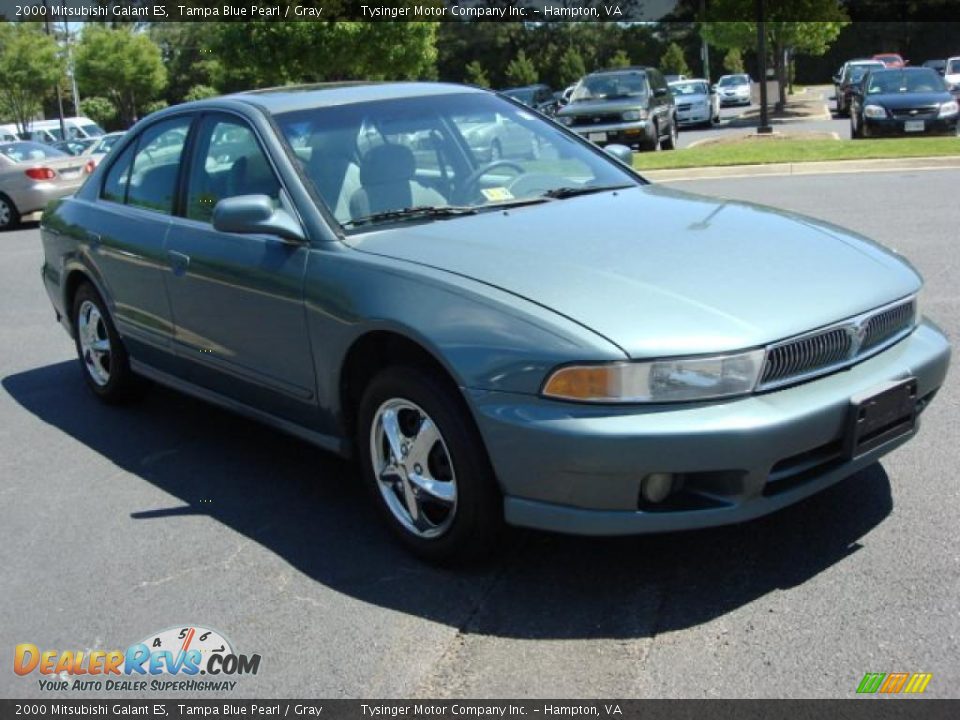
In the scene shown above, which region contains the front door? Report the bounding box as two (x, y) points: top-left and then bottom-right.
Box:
(163, 113), (317, 426)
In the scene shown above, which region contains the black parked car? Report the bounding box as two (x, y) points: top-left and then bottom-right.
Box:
(850, 67), (959, 138)
(922, 59), (947, 76)
(501, 84), (558, 116)
(835, 60), (886, 116)
(554, 67), (678, 152)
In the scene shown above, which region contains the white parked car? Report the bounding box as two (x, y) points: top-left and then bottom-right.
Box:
(670, 78), (720, 127)
(945, 56), (960, 89)
(716, 74), (753, 107)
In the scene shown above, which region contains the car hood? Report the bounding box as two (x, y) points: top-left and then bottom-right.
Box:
(866, 91), (953, 107)
(558, 98), (647, 116)
(675, 93), (710, 103)
(350, 186), (921, 359)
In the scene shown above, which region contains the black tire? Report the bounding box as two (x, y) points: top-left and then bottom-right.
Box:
(851, 117), (863, 139)
(356, 365), (504, 563)
(660, 117), (678, 150)
(641, 122), (660, 152)
(0, 194), (20, 231)
(71, 282), (144, 403)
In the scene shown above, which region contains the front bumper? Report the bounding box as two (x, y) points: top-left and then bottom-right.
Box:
(719, 93), (750, 106)
(568, 120), (653, 146)
(468, 320), (950, 535)
(676, 106), (712, 125)
(863, 115), (959, 137)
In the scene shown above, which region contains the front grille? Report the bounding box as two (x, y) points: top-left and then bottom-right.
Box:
(677, 103), (692, 111)
(758, 297), (916, 391)
(570, 113), (625, 127)
(890, 106), (939, 119)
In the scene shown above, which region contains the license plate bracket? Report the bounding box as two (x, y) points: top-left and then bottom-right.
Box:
(844, 378), (918, 459)
(587, 132), (608, 143)
(904, 120), (925, 132)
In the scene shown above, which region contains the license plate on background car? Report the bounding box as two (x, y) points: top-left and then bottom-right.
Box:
(587, 132), (607, 143)
(904, 120), (925, 132)
(60, 171), (80, 180)
(844, 378), (918, 459)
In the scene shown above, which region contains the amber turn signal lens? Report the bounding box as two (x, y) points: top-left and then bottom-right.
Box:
(541, 365), (620, 401)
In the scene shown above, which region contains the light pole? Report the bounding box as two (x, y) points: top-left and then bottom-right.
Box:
(41, 0), (67, 139)
(756, 0), (772, 134)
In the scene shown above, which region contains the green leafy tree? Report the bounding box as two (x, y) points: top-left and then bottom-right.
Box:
(505, 49), (538, 87)
(463, 61), (490, 89)
(79, 96), (116, 129)
(142, 100), (168, 116)
(702, 0), (848, 109)
(607, 49), (632, 69)
(0, 24), (64, 135)
(184, 85), (219, 102)
(74, 26), (167, 126)
(148, 23), (222, 105)
(724, 47), (745, 74)
(660, 42), (691, 76)
(557, 47), (587, 87)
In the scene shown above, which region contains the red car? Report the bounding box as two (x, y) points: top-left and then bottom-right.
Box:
(873, 53), (906, 68)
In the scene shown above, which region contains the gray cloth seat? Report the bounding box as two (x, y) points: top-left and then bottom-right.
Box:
(349, 144), (446, 221)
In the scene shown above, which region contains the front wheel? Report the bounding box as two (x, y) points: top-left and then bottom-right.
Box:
(660, 118), (678, 150)
(357, 366), (504, 563)
(0, 194), (20, 231)
(72, 283), (143, 403)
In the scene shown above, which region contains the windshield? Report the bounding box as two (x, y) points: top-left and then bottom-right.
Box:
(670, 81), (709, 96)
(867, 69), (946, 94)
(570, 72), (647, 102)
(81, 123), (105, 137)
(845, 63), (884, 82)
(503, 88), (534, 104)
(273, 92), (637, 229)
(719, 75), (748, 87)
(0, 141), (68, 162)
(948, 59), (960, 74)
(95, 134), (122, 153)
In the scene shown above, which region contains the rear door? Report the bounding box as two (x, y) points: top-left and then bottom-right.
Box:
(162, 112), (316, 425)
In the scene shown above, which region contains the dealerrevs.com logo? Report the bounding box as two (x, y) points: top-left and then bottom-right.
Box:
(14, 626), (261, 692)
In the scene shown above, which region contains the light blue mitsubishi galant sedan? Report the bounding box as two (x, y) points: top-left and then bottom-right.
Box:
(40, 83), (950, 562)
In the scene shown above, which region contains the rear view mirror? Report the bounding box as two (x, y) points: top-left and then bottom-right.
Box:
(213, 195), (305, 243)
(604, 144), (634, 166)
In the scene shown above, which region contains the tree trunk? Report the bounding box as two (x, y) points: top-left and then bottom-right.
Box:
(774, 42), (787, 111)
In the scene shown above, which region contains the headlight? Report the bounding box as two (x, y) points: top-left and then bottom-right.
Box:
(622, 109), (647, 121)
(541, 349), (766, 403)
(558, 116), (574, 126)
(864, 104), (887, 119)
(938, 100), (959, 117)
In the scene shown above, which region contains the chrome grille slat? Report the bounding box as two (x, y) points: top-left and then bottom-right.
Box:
(758, 298), (915, 390)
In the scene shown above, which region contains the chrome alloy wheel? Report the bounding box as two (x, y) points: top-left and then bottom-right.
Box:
(77, 300), (112, 386)
(370, 398), (457, 538)
(0, 198), (11, 228)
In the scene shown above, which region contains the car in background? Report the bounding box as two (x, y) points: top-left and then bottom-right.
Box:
(663, 74), (688, 84)
(850, 67), (959, 138)
(669, 78), (719, 127)
(556, 67), (678, 151)
(452, 110), (540, 161)
(945, 57), (960, 88)
(38, 82), (950, 562)
(501, 84), (558, 115)
(52, 138), (97, 157)
(0, 141), (89, 229)
(922, 59), (947, 76)
(715, 74), (752, 107)
(873, 53), (906, 68)
(835, 60), (886, 116)
(24, 117), (106, 144)
(83, 131), (126, 169)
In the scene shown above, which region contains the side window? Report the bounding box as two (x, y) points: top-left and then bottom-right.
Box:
(125, 116), (192, 215)
(101, 142), (136, 204)
(185, 116), (280, 223)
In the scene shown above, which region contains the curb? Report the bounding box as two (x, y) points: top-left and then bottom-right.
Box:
(641, 155), (960, 182)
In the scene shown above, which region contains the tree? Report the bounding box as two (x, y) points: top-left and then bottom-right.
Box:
(724, 47), (745, 74)
(660, 42), (691, 76)
(607, 49), (632, 69)
(0, 24), (64, 135)
(463, 61), (490, 89)
(74, 26), (166, 127)
(505, 50), (538, 86)
(79, 96), (116, 129)
(702, 0), (848, 109)
(184, 85), (220, 102)
(557, 47), (587, 87)
(148, 23), (221, 105)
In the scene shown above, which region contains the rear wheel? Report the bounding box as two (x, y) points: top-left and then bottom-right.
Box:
(72, 283), (143, 403)
(357, 366), (503, 563)
(660, 117), (678, 150)
(0, 194), (20, 231)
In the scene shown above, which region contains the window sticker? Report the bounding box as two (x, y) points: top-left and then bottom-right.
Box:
(481, 187), (515, 202)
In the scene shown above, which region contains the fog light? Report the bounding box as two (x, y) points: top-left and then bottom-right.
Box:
(641, 473), (675, 504)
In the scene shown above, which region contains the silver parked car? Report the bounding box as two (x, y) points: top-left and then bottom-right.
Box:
(716, 74), (753, 106)
(670, 78), (720, 127)
(40, 82), (950, 562)
(0, 141), (89, 230)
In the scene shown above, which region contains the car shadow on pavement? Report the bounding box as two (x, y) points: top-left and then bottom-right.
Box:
(4, 360), (894, 640)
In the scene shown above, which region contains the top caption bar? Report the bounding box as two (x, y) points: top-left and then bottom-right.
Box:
(3, 0), (960, 23)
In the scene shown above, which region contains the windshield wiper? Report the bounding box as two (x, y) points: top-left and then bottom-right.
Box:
(343, 205), (478, 228)
(540, 184), (634, 200)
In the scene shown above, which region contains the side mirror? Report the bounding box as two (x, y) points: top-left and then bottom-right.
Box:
(833, 74), (842, 84)
(213, 195), (305, 243)
(654, 87), (669, 97)
(604, 144), (634, 166)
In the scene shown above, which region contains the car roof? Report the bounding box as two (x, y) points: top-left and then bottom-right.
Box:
(669, 78), (708, 84)
(588, 66), (653, 76)
(217, 82), (485, 115)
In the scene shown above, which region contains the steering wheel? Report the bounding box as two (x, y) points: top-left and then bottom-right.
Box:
(459, 160), (525, 203)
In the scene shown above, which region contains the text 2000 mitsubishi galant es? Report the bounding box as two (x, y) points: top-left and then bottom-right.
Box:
(40, 82), (950, 562)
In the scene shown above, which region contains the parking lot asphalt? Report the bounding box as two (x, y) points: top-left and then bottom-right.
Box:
(1, 169), (957, 699)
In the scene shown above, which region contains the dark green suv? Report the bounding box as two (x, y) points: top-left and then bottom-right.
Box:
(555, 67), (678, 151)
